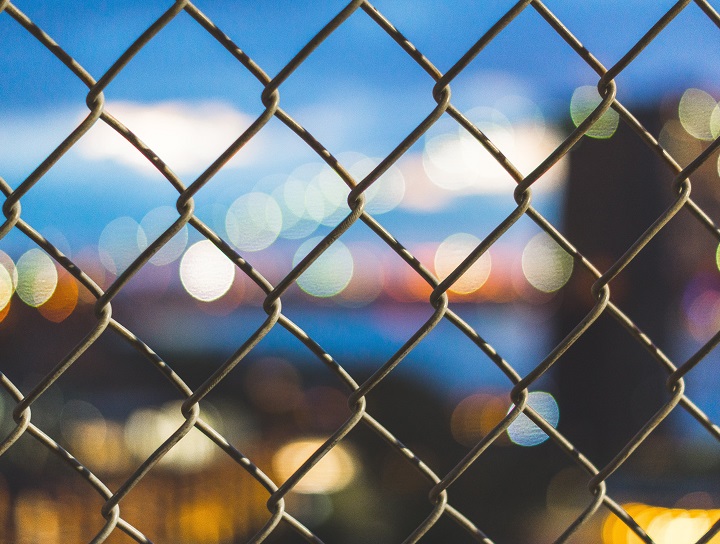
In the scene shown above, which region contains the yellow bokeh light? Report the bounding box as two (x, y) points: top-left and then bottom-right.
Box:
(272, 438), (356, 494)
(16, 249), (58, 308)
(180, 241), (235, 302)
(14, 491), (60, 543)
(570, 85), (619, 139)
(679, 88), (717, 141)
(450, 393), (508, 447)
(434, 233), (491, 295)
(522, 233), (574, 293)
(602, 503), (720, 544)
(124, 401), (220, 472)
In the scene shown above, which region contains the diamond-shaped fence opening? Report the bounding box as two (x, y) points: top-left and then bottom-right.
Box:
(1, 1), (720, 543)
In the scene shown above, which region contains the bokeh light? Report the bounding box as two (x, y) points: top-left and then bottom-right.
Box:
(14, 491), (60, 543)
(38, 268), (78, 323)
(140, 206), (188, 266)
(306, 167), (350, 227)
(59, 400), (129, 474)
(450, 393), (508, 447)
(0, 269), (12, 318)
(271, 174), (321, 240)
(423, 108), (515, 193)
(98, 216), (148, 275)
(338, 243), (384, 307)
(681, 278), (720, 342)
(434, 233), (491, 295)
(226, 192), (283, 252)
(506, 391), (559, 447)
(348, 156), (405, 215)
(16, 249), (58, 308)
(272, 438), (356, 494)
(658, 119), (704, 169)
(521, 233), (574, 293)
(293, 237), (353, 298)
(495, 94), (546, 137)
(570, 85), (619, 139)
(0, 251), (18, 289)
(602, 503), (719, 544)
(0, 255), (15, 312)
(180, 241), (235, 302)
(678, 88), (717, 141)
(125, 401), (220, 472)
(383, 244), (435, 303)
(711, 103), (720, 139)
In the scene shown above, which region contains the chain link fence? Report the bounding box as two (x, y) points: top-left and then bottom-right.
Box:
(1, 0), (720, 542)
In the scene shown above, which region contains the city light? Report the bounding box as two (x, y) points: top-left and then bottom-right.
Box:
(225, 192), (283, 252)
(272, 438), (357, 494)
(678, 88), (717, 141)
(521, 232), (574, 293)
(180, 241), (235, 302)
(506, 391), (559, 447)
(434, 233), (492, 295)
(16, 249), (58, 308)
(293, 237), (353, 298)
(602, 503), (720, 544)
(570, 85), (619, 139)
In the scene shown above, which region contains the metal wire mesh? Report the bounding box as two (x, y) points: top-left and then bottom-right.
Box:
(1, 0), (720, 542)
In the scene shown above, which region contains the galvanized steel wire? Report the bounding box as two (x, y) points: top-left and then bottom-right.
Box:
(1, 0), (720, 542)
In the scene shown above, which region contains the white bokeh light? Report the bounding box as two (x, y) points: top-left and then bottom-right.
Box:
(125, 401), (220, 472)
(570, 85), (619, 139)
(293, 237), (353, 298)
(140, 206), (188, 266)
(679, 88), (717, 141)
(423, 107), (516, 193)
(522, 233), (574, 293)
(272, 176), (321, 240)
(0, 251), (17, 311)
(306, 167), (350, 227)
(99, 217), (148, 275)
(434, 233), (492, 295)
(348, 157), (405, 215)
(179, 240), (235, 302)
(507, 391), (559, 447)
(225, 192), (283, 252)
(16, 249), (58, 307)
(0, 264), (13, 311)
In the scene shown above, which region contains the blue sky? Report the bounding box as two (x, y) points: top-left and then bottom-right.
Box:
(0, 0), (719, 251)
(1, 1), (720, 409)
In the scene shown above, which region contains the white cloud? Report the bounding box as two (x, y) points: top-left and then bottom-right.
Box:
(399, 124), (569, 212)
(74, 100), (260, 177)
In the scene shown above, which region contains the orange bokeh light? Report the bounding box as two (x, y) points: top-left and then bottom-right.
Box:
(38, 268), (78, 323)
